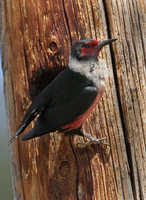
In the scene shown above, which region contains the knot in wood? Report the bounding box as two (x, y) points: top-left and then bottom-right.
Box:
(49, 41), (58, 55)
(59, 161), (70, 177)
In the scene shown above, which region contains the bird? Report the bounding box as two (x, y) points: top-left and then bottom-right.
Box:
(9, 38), (117, 146)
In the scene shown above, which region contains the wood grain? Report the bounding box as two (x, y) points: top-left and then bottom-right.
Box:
(1, 0), (145, 199)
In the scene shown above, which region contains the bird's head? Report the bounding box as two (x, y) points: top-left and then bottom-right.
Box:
(71, 38), (117, 61)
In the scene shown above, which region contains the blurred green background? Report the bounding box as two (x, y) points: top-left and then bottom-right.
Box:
(0, 55), (13, 199)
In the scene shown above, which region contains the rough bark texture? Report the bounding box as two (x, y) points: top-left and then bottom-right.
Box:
(1, 0), (145, 199)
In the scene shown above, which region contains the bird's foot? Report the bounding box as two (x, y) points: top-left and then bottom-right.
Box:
(78, 133), (110, 146)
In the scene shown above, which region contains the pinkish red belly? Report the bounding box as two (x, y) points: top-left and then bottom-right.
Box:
(61, 92), (103, 132)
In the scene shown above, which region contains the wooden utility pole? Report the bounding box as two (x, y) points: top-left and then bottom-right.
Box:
(1, 0), (145, 199)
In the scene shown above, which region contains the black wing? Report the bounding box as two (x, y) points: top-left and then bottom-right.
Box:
(21, 86), (97, 140)
(9, 68), (92, 143)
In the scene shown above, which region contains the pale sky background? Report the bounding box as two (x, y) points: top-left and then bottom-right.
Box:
(0, 54), (13, 199)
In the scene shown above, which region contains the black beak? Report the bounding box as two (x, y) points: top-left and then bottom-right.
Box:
(97, 38), (117, 50)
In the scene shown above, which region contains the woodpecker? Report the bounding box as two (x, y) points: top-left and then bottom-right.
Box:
(9, 38), (117, 145)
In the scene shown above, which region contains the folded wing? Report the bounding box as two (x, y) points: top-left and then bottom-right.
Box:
(21, 86), (97, 140)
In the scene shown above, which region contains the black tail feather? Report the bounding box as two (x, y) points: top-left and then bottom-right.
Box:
(9, 123), (26, 145)
(9, 135), (18, 145)
(9, 108), (42, 144)
(21, 128), (35, 141)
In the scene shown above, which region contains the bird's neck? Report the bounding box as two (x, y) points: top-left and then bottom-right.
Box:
(68, 55), (109, 89)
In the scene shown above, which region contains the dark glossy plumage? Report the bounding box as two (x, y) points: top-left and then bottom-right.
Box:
(9, 38), (117, 144)
(10, 68), (97, 142)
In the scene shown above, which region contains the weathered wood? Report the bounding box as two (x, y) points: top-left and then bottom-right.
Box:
(103, 0), (146, 199)
(1, 0), (145, 199)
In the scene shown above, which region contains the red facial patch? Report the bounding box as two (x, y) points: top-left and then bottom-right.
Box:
(81, 40), (100, 57)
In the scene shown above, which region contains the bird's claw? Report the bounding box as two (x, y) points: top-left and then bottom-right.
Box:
(78, 134), (110, 146)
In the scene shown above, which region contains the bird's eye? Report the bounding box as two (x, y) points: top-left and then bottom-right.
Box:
(82, 43), (91, 48)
